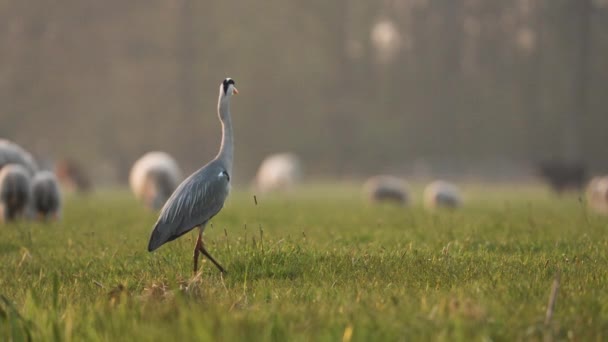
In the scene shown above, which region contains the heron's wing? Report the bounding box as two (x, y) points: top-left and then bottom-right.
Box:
(148, 165), (230, 251)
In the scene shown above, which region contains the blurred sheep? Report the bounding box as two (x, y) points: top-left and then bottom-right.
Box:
(0, 139), (38, 176)
(129, 152), (182, 210)
(255, 153), (303, 193)
(363, 175), (410, 205)
(538, 159), (587, 194)
(586, 176), (608, 215)
(423, 180), (462, 210)
(54, 159), (93, 194)
(30, 171), (62, 220)
(0, 164), (31, 222)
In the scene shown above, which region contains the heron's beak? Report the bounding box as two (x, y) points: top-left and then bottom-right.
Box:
(233, 87), (239, 95)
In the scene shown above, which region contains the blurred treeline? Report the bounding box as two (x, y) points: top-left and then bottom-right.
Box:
(0, 0), (606, 184)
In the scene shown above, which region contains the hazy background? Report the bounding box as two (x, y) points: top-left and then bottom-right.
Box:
(0, 0), (606, 185)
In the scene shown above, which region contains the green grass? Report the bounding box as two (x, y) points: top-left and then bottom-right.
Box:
(1, 184), (607, 341)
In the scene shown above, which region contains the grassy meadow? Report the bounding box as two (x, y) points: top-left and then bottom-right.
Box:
(1, 184), (607, 341)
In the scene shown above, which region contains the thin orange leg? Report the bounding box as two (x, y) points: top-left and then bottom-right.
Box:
(198, 243), (226, 274)
(193, 227), (226, 274)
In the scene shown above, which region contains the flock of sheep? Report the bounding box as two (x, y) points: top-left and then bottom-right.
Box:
(363, 175), (462, 210)
(0, 139), (61, 222)
(3, 138), (608, 222)
(129, 151), (608, 214)
(130, 150), (462, 211)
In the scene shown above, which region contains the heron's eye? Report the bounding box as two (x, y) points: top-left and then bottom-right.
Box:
(219, 170), (230, 181)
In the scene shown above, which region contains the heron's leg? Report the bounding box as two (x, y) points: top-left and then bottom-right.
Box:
(193, 227), (203, 273)
(198, 241), (226, 274)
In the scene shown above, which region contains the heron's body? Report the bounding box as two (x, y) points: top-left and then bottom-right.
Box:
(148, 159), (230, 251)
(147, 78), (238, 274)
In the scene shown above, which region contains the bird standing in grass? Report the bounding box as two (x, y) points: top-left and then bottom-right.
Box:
(147, 78), (238, 274)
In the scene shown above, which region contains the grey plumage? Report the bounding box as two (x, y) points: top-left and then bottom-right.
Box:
(0, 164), (31, 222)
(146, 168), (180, 210)
(148, 161), (230, 251)
(30, 171), (62, 220)
(147, 78), (238, 274)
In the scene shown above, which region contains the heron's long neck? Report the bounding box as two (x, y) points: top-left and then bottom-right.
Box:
(216, 98), (233, 174)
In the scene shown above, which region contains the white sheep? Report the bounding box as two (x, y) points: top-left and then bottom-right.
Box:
(0, 139), (38, 176)
(0, 164), (31, 222)
(129, 152), (182, 210)
(586, 176), (608, 215)
(255, 153), (303, 193)
(363, 175), (410, 205)
(30, 170), (62, 220)
(423, 180), (462, 210)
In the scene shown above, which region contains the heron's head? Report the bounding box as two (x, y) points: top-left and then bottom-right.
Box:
(220, 78), (238, 98)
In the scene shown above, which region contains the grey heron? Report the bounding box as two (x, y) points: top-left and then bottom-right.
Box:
(31, 170), (62, 220)
(0, 164), (31, 222)
(147, 78), (238, 274)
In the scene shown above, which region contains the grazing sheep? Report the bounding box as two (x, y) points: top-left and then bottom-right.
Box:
(129, 152), (182, 210)
(30, 171), (62, 220)
(0, 139), (38, 176)
(363, 175), (410, 205)
(538, 159), (587, 194)
(586, 176), (608, 215)
(0, 164), (31, 222)
(423, 180), (462, 210)
(54, 159), (93, 193)
(255, 153), (303, 193)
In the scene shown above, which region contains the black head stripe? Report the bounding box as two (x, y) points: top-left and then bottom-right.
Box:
(222, 78), (235, 94)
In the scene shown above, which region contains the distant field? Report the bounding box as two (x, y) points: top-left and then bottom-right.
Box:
(1, 184), (607, 341)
